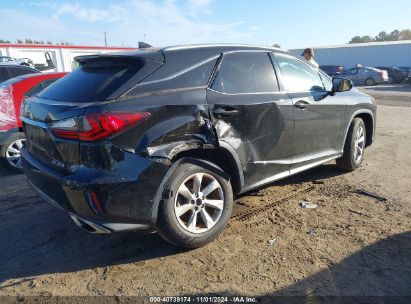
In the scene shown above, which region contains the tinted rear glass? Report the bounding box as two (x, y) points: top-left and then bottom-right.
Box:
(39, 57), (145, 102)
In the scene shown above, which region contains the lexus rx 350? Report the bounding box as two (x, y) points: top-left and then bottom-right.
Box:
(21, 45), (376, 248)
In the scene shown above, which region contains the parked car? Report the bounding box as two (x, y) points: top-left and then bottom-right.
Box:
(374, 66), (408, 83)
(0, 56), (33, 67)
(398, 66), (411, 73)
(0, 72), (67, 172)
(399, 67), (411, 85)
(319, 65), (345, 76)
(337, 67), (388, 86)
(21, 45), (376, 248)
(0, 65), (40, 84)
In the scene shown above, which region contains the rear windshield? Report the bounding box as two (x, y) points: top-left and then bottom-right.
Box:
(38, 57), (145, 102)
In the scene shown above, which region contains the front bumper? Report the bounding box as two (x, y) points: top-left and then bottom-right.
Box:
(21, 147), (170, 232)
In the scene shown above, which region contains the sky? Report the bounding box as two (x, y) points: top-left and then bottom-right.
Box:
(0, 0), (410, 49)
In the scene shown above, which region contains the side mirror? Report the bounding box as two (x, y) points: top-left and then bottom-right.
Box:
(330, 77), (353, 95)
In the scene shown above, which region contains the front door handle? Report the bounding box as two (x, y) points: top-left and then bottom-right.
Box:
(213, 107), (239, 117)
(294, 100), (310, 110)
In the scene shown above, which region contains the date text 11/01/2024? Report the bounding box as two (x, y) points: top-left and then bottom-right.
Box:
(149, 296), (258, 303)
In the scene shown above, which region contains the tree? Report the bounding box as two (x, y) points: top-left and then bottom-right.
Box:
(375, 31), (388, 42)
(349, 35), (373, 44)
(0, 39), (11, 43)
(272, 43), (281, 48)
(349, 28), (411, 43)
(389, 30), (400, 41)
(16, 39), (23, 44)
(400, 29), (411, 40)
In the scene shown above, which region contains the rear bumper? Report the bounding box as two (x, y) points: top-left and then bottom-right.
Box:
(376, 78), (388, 84)
(21, 147), (170, 231)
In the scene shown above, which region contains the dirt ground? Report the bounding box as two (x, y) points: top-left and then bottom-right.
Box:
(1, 86), (411, 302)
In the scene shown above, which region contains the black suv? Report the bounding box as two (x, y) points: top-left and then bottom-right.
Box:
(374, 66), (408, 83)
(21, 45), (376, 248)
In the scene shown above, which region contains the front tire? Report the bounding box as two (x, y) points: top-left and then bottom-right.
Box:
(0, 132), (25, 173)
(157, 161), (233, 248)
(336, 118), (366, 171)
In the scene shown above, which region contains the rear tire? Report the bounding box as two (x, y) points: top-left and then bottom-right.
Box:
(156, 161), (233, 248)
(336, 118), (366, 171)
(0, 132), (25, 173)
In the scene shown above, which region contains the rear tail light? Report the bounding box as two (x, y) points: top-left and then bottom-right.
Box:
(0, 86), (15, 116)
(378, 71), (388, 79)
(0, 85), (16, 130)
(49, 112), (150, 141)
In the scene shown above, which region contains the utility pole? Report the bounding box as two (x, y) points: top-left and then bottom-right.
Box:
(104, 32), (107, 46)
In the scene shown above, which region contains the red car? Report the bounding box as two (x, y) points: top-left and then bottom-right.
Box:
(0, 72), (67, 172)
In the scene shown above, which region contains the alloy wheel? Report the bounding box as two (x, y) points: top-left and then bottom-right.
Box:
(353, 126), (365, 164)
(5, 139), (25, 169)
(174, 173), (224, 234)
(366, 78), (375, 86)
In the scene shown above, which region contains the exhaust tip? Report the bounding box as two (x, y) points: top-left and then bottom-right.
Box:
(70, 215), (111, 234)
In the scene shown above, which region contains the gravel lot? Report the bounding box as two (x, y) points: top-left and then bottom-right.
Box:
(1, 86), (410, 302)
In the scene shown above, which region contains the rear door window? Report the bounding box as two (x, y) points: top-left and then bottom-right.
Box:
(38, 57), (146, 102)
(212, 52), (278, 94)
(358, 68), (370, 74)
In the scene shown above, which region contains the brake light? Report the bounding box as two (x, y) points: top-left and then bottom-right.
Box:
(49, 112), (150, 141)
(378, 70), (388, 79)
(0, 86), (15, 116)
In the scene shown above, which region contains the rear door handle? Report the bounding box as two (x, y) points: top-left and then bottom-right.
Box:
(212, 107), (239, 117)
(294, 100), (310, 110)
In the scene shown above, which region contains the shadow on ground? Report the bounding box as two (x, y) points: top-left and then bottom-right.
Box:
(185, 231), (411, 303)
(0, 163), (347, 283)
(0, 163), (350, 283)
(0, 168), (184, 283)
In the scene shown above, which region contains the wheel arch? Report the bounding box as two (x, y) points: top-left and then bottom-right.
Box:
(171, 142), (244, 195)
(355, 112), (374, 147)
(342, 110), (374, 151)
(149, 144), (244, 226)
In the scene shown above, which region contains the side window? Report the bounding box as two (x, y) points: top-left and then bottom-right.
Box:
(128, 57), (218, 96)
(25, 83), (44, 97)
(212, 52), (278, 94)
(275, 54), (324, 92)
(346, 69), (358, 74)
(8, 67), (37, 78)
(25, 79), (58, 97)
(359, 68), (370, 73)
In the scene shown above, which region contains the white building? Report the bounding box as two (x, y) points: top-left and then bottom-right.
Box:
(289, 40), (411, 69)
(0, 43), (136, 72)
